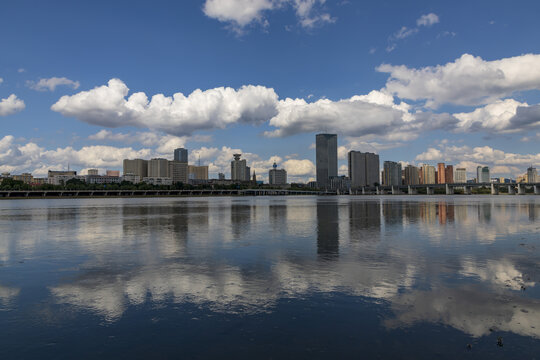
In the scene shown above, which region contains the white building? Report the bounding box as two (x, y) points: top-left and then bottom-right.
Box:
(476, 166), (490, 183)
(454, 168), (467, 183)
(142, 177), (173, 186)
(269, 162), (287, 185)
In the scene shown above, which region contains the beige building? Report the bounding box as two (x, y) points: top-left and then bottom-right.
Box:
(87, 169), (99, 175)
(169, 161), (189, 184)
(147, 158), (169, 178)
(12, 173), (33, 184)
(188, 165), (209, 180)
(421, 164), (436, 184)
(123, 159), (148, 178)
(454, 168), (467, 183)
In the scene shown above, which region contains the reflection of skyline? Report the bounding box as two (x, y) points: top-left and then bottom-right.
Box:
(316, 201), (339, 259)
(1, 197), (540, 341)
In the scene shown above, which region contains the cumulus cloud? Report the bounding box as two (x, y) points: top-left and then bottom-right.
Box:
(0, 135), (153, 176)
(202, 0), (333, 32)
(379, 53), (540, 108)
(0, 94), (25, 116)
(415, 143), (540, 177)
(27, 77), (80, 92)
(265, 90), (413, 138)
(0, 78), (3, 84)
(416, 13), (439, 27)
(52, 79), (279, 136)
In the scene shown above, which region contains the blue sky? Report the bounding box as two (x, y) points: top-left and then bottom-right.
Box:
(1, 0), (539, 181)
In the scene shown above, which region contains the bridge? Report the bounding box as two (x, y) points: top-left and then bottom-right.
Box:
(350, 182), (540, 195)
(0, 188), (324, 199)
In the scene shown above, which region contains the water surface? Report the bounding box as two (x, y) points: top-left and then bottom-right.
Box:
(1, 196), (539, 358)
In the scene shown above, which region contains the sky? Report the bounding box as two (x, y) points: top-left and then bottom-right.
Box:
(1, 0), (540, 182)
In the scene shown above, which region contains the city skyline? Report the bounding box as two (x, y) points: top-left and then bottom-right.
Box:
(1, 1), (540, 183)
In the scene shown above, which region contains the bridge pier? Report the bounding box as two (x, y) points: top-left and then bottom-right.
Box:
(535, 185), (540, 195)
(408, 186), (417, 195)
(426, 187), (434, 195)
(491, 184), (499, 195)
(464, 186), (472, 195)
(517, 184), (526, 195)
(508, 185), (516, 195)
(362, 187), (366, 195)
(391, 186), (400, 195)
(445, 184), (454, 195)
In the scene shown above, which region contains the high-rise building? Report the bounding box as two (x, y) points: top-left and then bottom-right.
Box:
(169, 161), (188, 183)
(231, 154), (250, 181)
(477, 166), (490, 183)
(455, 168), (467, 183)
(148, 158), (169, 178)
(404, 165), (420, 185)
(188, 165), (209, 180)
(269, 162), (287, 185)
(437, 163), (446, 184)
(174, 148), (188, 163)
(421, 164), (436, 184)
(527, 166), (537, 183)
(445, 165), (454, 184)
(383, 161), (402, 186)
(123, 159), (148, 178)
(316, 133), (338, 188)
(348, 151), (380, 188)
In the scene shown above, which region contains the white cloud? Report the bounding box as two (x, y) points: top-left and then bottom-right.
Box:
(0, 94), (25, 116)
(265, 90), (413, 138)
(52, 79), (279, 136)
(27, 77), (80, 92)
(282, 158), (315, 177)
(202, 0), (333, 32)
(416, 13), (439, 27)
(17, 68), (26, 73)
(394, 26), (418, 40)
(378, 53), (540, 108)
(0, 78), (3, 84)
(0, 135), (153, 176)
(415, 144), (540, 177)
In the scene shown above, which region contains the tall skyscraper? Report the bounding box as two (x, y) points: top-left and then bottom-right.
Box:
(445, 165), (454, 184)
(383, 161), (402, 186)
(123, 159), (148, 178)
(404, 165), (420, 185)
(188, 165), (209, 180)
(231, 154), (250, 181)
(348, 151), (380, 187)
(316, 133), (337, 188)
(174, 148), (188, 163)
(269, 162), (287, 185)
(148, 158), (169, 177)
(437, 163), (446, 184)
(477, 166), (490, 183)
(421, 164), (436, 184)
(455, 168), (467, 183)
(169, 161), (188, 183)
(527, 166), (537, 183)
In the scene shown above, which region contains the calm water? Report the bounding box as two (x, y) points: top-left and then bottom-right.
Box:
(1, 196), (539, 359)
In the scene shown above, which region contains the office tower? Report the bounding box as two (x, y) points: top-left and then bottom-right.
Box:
(421, 164), (436, 184)
(476, 166), (490, 183)
(123, 159), (148, 178)
(169, 161), (188, 183)
(348, 151), (380, 187)
(437, 163), (446, 184)
(174, 148), (188, 163)
(188, 165), (209, 180)
(527, 166), (537, 183)
(404, 165), (420, 185)
(88, 169), (98, 176)
(445, 165), (454, 184)
(231, 154), (249, 181)
(316, 133), (338, 188)
(383, 161), (402, 186)
(148, 158), (169, 177)
(455, 168), (467, 183)
(269, 162), (287, 185)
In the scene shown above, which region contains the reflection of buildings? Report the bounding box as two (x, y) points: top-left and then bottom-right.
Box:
(420, 202), (437, 224)
(437, 202), (455, 224)
(316, 201), (339, 258)
(349, 201), (381, 238)
(454, 204), (468, 223)
(230, 203), (252, 239)
(382, 201), (403, 225)
(477, 203), (492, 223)
(269, 203), (287, 228)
